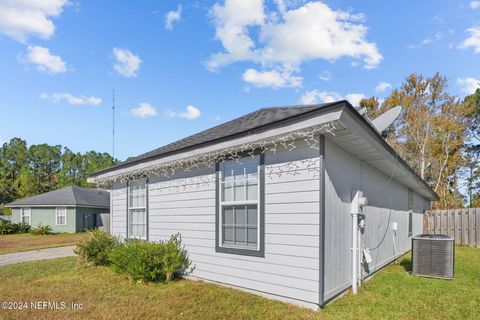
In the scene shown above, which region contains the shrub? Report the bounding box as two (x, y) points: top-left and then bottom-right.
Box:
(30, 224), (53, 235)
(109, 239), (166, 282)
(109, 233), (191, 283)
(0, 220), (31, 234)
(0, 219), (14, 235)
(12, 222), (31, 234)
(74, 230), (119, 266)
(162, 234), (191, 282)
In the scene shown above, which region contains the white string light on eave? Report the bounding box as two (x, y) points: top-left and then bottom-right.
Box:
(94, 121), (338, 189)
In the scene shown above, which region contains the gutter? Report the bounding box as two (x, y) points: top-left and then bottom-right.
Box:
(318, 134), (326, 307)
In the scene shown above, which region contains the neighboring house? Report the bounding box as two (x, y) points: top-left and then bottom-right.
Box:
(6, 186), (110, 233)
(88, 101), (438, 309)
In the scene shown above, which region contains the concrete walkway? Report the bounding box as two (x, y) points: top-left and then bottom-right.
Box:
(0, 246), (75, 267)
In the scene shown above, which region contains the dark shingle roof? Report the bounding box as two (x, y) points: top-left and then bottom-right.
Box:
(6, 186), (110, 208)
(93, 101), (344, 176)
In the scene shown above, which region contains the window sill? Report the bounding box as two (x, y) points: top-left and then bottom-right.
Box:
(216, 245), (264, 257)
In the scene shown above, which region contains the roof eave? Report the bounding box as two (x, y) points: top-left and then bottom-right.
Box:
(89, 101), (348, 179)
(339, 102), (439, 201)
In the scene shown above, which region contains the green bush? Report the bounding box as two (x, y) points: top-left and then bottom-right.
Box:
(109, 239), (166, 282)
(74, 230), (119, 266)
(162, 234), (191, 281)
(0, 220), (31, 234)
(0, 219), (14, 235)
(109, 233), (191, 283)
(12, 222), (31, 234)
(30, 224), (53, 235)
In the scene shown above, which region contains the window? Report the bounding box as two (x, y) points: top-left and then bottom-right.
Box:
(20, 208), (31, 225)
(128, 179), (147, 239)
(56, 207), (67, 225)
(216, 154), (264, 256)
(408, 189), (413, 236)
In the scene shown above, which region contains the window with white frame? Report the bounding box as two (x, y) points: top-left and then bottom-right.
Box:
(128, 179), (147, 239)
(20, 208), (31, 225)
(219, 155), (261, 252)
(56, 207), (67, 225)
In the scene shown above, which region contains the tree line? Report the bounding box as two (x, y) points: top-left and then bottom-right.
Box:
(0, 138), (116, 210)
(360, 73), (479, 208)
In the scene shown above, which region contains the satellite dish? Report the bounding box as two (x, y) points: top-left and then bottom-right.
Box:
(371, 106), (402, 133)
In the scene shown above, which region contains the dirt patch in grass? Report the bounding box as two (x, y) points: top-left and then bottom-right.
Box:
(0, 233), (84, 254)
(0, 247), (478, 319)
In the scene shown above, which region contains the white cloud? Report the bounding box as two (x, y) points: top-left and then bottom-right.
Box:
(209, 115), (222, 122)
(24, 45), (67, 74)
(131, 102), (157, 118)
(319, 71), (332, 81)
(299, 90), (365, 106)
(470, 1), (480, 9)
(459, 27), (480, 54)
(207, 0), (382, 88)
(113, 48), (142, 77)
(457, 77), (480, 95)
(408, 30), (453, 49)
(0, 0), (69, 42)
(165, 5), (182, 30)
(421, 32), (443, 45)
(179, 105), (201, 120)
(40, 92), (102, 106)
(165, 105), (201, 120)
(375, 81), (392, 93)
(242, 68), (302, 88)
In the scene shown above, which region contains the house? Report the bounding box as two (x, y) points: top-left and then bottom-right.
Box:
(88, 101), (438, 309)
(7, 186), (110, 233)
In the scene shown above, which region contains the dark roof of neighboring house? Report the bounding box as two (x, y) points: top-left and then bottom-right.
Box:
(6, 186), (110, 208)
(92, 101), (342, 176)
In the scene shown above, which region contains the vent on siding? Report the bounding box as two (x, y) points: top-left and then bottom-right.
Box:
(412, 234), (454, 279)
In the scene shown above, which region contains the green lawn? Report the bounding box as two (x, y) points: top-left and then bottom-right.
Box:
(0, 233), (84, 254)
(0, 247), (478, 319)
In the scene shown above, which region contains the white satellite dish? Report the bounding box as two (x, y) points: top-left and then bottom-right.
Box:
(371, 106), (402, 133)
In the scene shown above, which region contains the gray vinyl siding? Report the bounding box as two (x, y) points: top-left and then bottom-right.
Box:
(118, 138), (322, 306)
(111, 182), (127, 239)
(323, 139), (427, 300)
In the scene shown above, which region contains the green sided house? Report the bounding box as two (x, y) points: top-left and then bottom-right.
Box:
(6, 186), (110, 233)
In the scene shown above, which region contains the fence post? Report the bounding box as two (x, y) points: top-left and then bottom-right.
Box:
(476, 208), (480, 248)
(423, 212), (429, 234)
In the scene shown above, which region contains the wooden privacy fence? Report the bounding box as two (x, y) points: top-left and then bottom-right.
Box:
(424, 208), (480, 247)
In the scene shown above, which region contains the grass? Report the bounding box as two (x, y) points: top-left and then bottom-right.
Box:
(0, 247), (478, 319)
(0, 233), (84, 254)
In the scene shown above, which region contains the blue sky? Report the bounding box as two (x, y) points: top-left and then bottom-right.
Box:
(0, 0), (479, 161)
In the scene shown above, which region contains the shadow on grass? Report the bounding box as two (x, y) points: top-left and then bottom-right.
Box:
(400, 258), (412, 272)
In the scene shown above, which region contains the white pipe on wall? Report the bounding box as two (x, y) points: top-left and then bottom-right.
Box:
(351, 212), (358, 294)
(351, 190), (368, 295)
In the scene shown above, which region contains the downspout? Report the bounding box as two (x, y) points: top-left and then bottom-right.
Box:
(318, 135), (326, 307)
(351, 190), (367, 295)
